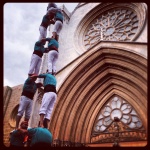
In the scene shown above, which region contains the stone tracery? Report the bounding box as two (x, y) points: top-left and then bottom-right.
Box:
(84, 8), (139, 49)
(93, 95), (143, 134)
(91, 95), (146, 144)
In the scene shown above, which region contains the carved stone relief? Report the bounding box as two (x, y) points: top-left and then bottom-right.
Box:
(84, 8), (139, 49)
(91, 95), (147, 143)
(74, 3), (146, 53)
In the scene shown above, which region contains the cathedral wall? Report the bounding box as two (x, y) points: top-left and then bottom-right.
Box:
(56, 42), (147, 90)
(51, 45), (147, 145)
(3, 86), (12, 117)
(135, 3), (147, 42)
(3, 84), (23, 147)
(55, 3), (147, 73)
(56, 3), (100, 72)
(136, 14), (147, 42)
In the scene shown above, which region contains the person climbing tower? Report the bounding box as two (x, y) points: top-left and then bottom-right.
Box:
(45, 37), (59, 75)
(38, 3), (57, 40)
(34, 71), (57, 129)
(13, 126), (53, 147)
(52, 7), (64, 41)
(46, 3), (59, 15)
(10, 121), (28, 148)
(47, 3), (58, 12)
(28, 38), (48, 76)
(15, 75), (43, 129)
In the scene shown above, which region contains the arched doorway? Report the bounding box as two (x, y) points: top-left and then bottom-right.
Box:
(50, 46), (147, 147)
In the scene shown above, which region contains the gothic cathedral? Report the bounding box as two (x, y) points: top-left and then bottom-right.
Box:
(3, 3), (147, 147)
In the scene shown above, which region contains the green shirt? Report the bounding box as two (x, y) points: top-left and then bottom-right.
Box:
(23, 77), (37, 94)
(55, 10), (63, 22)
(10, 130), (25, 147)
(28, 127), (52, 146)
(38, 73), (57, 87)
(34, 41), (45, 54)
(41, 15), (50, 28)
(46, 38), (59, 49)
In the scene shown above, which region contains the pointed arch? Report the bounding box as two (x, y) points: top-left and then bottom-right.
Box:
(9, 104), (19, 127)
(50, 47), (147, 144)
(90, 94), (146, 143)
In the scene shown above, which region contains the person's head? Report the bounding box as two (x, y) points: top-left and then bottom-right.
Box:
(20, 121), (28, 130)
(47, 3), (57, 10)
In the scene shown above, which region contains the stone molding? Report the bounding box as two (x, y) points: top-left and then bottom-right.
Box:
(50, 45), (147, 144)
(74, 3), (147, 54)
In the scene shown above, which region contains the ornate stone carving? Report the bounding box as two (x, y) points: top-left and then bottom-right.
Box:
(91, 95), (147, 143)
(84, 8), (139, 49)
(74, 3), (146, 53)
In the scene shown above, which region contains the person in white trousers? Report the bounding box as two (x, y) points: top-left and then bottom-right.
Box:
(28, 38), (47, 76)
(15, 75), (43, 129)
(36, 72), (57, 128)
(38, 3), (58, 40)
(45, 37), (59, 75)
(52, 8), (64, 41)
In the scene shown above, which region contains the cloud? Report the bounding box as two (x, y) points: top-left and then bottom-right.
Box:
(4, 3), (78, 87)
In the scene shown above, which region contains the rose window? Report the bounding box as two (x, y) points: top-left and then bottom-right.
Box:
(84, 8), (139, 49)
(93, 96), (143, 133)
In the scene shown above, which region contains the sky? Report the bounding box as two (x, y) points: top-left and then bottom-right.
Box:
(4, 3), (78, 87)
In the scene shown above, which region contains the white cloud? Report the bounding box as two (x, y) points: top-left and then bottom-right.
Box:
(4, 3), (78, 87)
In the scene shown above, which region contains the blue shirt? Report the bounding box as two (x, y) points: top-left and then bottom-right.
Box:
(41, 14), (53, 29)
(46, 38), (59, 49)
(28, 127), (52, 147)
(34, 41), (45, 54)
(38, 73), (57, 87)
(55, 10), (63, 22)
(23, 77), (37, 95)
(10, 130), (25, 147)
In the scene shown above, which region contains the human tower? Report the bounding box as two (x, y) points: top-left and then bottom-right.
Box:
(10, 3), (64, 148)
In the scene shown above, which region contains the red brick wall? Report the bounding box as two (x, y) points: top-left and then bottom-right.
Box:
(3, 84), (23, 147)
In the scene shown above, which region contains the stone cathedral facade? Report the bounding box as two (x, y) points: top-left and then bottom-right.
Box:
(3, 3), (147, 147)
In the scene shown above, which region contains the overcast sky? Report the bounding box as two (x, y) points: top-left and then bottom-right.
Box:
(4, 3), (78, 87)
